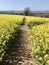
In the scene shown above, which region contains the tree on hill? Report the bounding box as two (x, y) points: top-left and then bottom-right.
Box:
(23, 7), (31, 16)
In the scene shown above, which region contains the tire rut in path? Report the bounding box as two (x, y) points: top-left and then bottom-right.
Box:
(1, 25), (39, 65)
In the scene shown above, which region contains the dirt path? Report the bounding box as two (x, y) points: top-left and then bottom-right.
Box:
(1, 25), (39, 65)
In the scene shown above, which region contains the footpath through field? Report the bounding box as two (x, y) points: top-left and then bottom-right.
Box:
(1, 25), (39, 65)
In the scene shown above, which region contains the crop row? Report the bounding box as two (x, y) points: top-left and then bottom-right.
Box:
(0, 21), (20, 61)
(29, 21), (49, 65)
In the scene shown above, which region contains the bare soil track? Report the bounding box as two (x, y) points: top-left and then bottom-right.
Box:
(0, 25), (39, 65)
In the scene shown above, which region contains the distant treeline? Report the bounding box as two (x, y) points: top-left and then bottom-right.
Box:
(31, 13), (49, 18)
(0, 11), (49, 18)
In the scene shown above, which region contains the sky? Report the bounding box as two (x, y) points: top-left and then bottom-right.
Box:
(0, 0), (49, 11)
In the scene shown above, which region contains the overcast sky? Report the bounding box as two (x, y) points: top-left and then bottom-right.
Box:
(0, 0), (49, 11)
